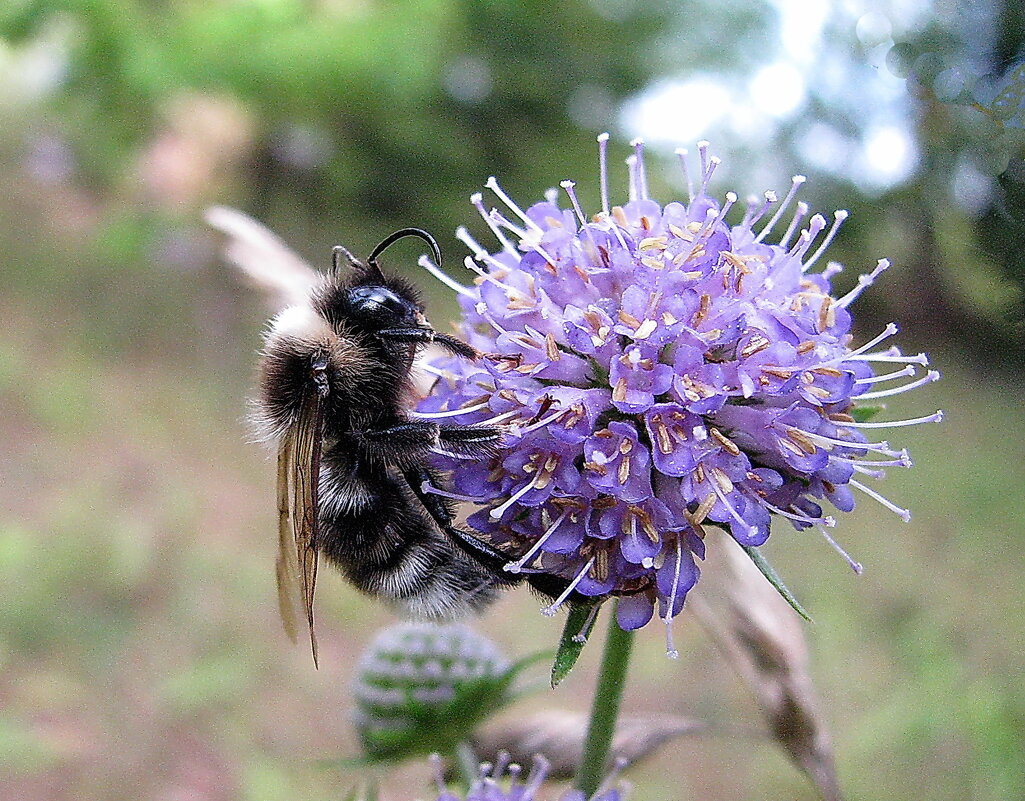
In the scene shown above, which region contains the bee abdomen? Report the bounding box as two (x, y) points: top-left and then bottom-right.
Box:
(316, 462), (499, 617)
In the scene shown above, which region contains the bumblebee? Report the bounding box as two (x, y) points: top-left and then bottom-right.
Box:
(209, 209), (569, 664)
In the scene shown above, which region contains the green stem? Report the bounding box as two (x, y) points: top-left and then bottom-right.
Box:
(574, 601), (635, 797)
(453, 740), (479, 792)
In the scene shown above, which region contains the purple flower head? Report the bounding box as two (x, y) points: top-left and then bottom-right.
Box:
(416, 136), (941, 654)
(430, 754), (624, 801)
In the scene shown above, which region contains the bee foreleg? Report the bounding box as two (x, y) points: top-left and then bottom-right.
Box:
(377, 327), (478, 359)
(401, 467), (579, 602)
(354, 420), (503, 464)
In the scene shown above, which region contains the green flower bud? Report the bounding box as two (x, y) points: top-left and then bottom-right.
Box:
(353, 622), (514, 762)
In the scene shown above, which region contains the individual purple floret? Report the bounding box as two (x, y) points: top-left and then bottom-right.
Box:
(415, 135), (941, 655)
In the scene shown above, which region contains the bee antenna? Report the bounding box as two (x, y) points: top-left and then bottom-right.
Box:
(332, 244), (364, 274)
(368, 227), (442, 278)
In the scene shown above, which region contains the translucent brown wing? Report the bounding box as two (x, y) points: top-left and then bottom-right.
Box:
(276, 389), (324, 667)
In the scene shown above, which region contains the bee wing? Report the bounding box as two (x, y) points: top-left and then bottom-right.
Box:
(206, 205), (320, 310)
(276, 389), (324, 667)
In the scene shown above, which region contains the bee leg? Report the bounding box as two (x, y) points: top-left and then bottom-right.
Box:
(377, 327), (478, 359)
(355, 420), (503, 462)
(401, 467), (580, 602)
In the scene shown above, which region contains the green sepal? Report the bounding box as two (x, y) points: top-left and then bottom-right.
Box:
(551, 600), (602, 688)
(851, 404), (885, 422)
(357, 651), (547, 763)
(741, 545), (813, 622)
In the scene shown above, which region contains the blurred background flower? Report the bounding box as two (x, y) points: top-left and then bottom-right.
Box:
(0, 1), (1023, 800)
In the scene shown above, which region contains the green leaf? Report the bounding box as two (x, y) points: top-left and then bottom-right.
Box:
(741, 545), (813, 622)
(551, 600), (602, 688)
(851, 404), (885, 422)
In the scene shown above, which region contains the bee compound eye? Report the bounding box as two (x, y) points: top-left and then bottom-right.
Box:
(348, 286), (411, 320)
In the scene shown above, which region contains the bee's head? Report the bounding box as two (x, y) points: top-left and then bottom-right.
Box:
(339, 282), (424, 330)
(316, 227), (437, 339)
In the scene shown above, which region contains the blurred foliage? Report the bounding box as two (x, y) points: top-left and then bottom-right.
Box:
(1, 1), (1024, 800)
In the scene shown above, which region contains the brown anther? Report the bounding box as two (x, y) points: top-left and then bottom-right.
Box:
(712, 467), (734, 494)
(828, 412), (856, 423)
(762, 367), (793, 379)
(812, 366), (843, 377)
(786, 428), (819, 455)
(639, 236), (668, 250)
(544, 333), (561, 362)
(694, 463), (706, 484)
(583, 310), (603, 329)
(613, 377), (628, 403)
(655, 422), (673, 454)
(693, 293), (711, 326)
(612, 206), (628, 226)
(817, 296), (835, 332)
(741, 336), (771, 358)
(694, 493), (716, 525)
(584, 460), (608, 476)
(797, 340), (817, 354)
(640, 215), (653, 231)
(591, 548), (610, 582)
(592, 495), (617, 510)
(573, 265), (591, 283)
(710, 427), (741, 455)
(618, 455), (631, 484)
(619, 437), (634, 455)
(618, 309), (642, 328)
(595, 428), (615, 439)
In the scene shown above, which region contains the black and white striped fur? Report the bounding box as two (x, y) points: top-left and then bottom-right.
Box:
(254, 235), (507, 620)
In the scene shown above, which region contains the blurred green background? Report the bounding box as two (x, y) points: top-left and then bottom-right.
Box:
(1, 1), (1023, 799)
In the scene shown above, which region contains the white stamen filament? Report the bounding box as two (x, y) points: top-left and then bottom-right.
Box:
(712, 192), (738, 230)
(489, 475), (540, 520)
(816, 524), (863, 573)
(541, 557), (596, 616)
(849, 350), (930, 366)
(803, 209), (849, 270)
(840, 411), (943, 429)
(711, 480), (759, 540)
(821, 261), (844, 280)
(504, 510), (569, 573)
(852, 464), (886, 479)
(855, 365), (916, 385)
(790, 213), (826, 259)
(837, 259), (891, 307)
(756, 175), (806, 243)
(759, 496), (836, 528)
(571, 603), (602, 643)
(560, 180), (587, 226)
(813, 323), (898, 368)
(516, 407), (570, 436)
(631, 137), (649, 200)
(626, 154), (639, 203)
(455, 225), (488, 258)
(779, 200), (809, 249)
(488, 208), (529, 241)
(420, 481), (481, 504)
(662, 536), (684, 659)
(839, 452), (914, 468)
(857, 370), (941, 399)
(471, 192), (516, 256)
(463, 256), (520, 297)
(411, 401), (489, 419)
(787, 427), (902, 457)
(598, 132), (611, 215)
(850, 479), (912, 522)
(675, 147), (695, 201)
(485, 175), (543, 233)
(417, 255), (474, 298)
